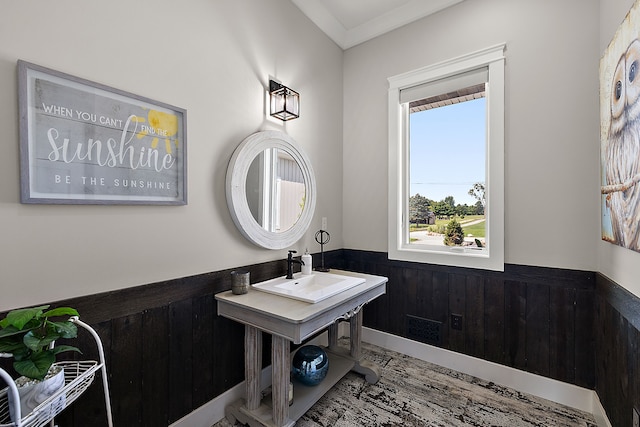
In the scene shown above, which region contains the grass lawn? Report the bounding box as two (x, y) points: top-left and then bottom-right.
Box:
(410, 215), (486, 238)
(462, 221), (485, 238)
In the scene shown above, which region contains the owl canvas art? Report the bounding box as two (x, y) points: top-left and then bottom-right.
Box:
(601, 0), (640, 252)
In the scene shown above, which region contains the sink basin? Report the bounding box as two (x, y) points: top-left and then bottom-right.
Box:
(251, 272), (365, 303)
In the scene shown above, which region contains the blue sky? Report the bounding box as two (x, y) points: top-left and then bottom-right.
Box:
(409, 98), (486, 206)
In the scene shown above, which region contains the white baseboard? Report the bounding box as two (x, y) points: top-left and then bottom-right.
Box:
(591, 391), (613, 427)
(171, 328), (610, 427)
(361, 327), (611, 427)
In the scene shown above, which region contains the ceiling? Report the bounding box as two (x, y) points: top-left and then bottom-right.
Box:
(291, 0), (465, 50)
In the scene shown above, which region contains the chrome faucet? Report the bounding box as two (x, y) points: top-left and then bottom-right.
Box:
(286, 250), (304, 279)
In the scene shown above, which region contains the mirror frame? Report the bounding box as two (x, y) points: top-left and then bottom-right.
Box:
(226, 130), (316, 249)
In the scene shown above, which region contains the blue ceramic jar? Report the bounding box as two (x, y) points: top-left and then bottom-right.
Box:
(291, 345), (329, 386)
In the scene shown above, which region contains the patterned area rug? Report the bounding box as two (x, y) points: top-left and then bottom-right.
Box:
(215, 341), (597, 426)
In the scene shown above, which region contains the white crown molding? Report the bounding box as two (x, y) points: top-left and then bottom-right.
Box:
(292, 0), (465, 50)
(292, 0), (349, 48)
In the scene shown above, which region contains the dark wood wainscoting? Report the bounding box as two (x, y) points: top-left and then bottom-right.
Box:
(595, 273), (640, 427)
(3, 249), (639, 426)
(340, 250), (596, 389)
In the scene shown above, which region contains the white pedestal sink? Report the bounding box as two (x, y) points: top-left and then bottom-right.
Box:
(251, 272), (366, 303)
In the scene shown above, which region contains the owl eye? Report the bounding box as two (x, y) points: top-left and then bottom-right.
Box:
(616, 80), (623, 100)
(630, 61), (638, 83)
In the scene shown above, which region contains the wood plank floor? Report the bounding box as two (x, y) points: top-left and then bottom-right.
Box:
(215, 341), (597, 426)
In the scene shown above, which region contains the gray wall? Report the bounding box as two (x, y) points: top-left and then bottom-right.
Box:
(0, 0), (344, 311)
(343, 0), (601, 273)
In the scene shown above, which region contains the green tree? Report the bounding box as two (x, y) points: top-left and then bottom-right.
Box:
(443, 218), (465, 246)
(474, 200), (484, 215)
(409, 194), (433, 224)
(468, 182), (485, 208)
(455, 203), (471, 217)
(433, 200), (454, 218)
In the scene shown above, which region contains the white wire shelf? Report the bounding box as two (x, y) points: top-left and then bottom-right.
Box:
(0, 317), (112, 427)
(0, 360), (100, 427)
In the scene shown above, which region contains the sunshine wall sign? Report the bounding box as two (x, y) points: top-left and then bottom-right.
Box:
(18, 60), (187, 205)
(601, 0), (640, 251)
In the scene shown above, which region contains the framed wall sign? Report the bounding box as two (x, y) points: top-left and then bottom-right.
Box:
(600, 0), (640, 251)
(18, 60), (187, 205)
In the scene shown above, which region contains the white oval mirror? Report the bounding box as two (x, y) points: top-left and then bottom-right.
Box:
(226, 131), (316, 249)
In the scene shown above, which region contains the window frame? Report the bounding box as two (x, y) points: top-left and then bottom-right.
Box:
(388, 44), (505, 271)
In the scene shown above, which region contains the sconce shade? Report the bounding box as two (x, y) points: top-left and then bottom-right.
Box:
(270, 80), (299, 121)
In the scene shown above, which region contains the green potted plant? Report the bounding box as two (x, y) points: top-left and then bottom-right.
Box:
(0, 305), (81, 418)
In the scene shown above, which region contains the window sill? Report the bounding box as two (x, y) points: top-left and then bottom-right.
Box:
(389, 244), (503, 271)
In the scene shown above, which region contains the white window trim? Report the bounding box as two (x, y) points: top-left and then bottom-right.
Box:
(388, 44), (505, 271)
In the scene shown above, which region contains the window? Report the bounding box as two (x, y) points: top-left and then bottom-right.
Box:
(246, 148), (304, 232)
(388, 44), (505, 271)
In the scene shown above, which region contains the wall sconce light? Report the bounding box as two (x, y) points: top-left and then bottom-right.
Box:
(269, 80), (299, 121)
